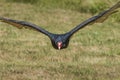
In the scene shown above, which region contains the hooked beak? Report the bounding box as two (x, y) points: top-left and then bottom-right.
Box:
(57, 42), (62, 50)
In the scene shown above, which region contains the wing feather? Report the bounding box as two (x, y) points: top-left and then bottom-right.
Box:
(69, 1), (120, 35)
(0, 17), (52, 36)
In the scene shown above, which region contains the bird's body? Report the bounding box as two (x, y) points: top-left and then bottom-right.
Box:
(0, 1), (120, 50)
(49, 33), (71, 49)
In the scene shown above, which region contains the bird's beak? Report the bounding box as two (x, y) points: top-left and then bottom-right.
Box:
(57, 42), (62, 50)
(58, 46), (61, 50)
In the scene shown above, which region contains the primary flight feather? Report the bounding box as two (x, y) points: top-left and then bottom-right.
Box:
(0, 1), (120, 50)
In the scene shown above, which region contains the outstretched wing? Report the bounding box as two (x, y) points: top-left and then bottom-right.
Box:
(69, 1), (120, 36)
(0, 17), (52, 37)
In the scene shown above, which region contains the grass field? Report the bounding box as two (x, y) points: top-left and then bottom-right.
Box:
(0, 0), (120, 80)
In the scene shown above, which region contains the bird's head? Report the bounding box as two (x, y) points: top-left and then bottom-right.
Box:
(57, 41), (62, 50)
(50, 34), (70, 50)
(51, 38), (69, 50)
(56, 38), (70, 50)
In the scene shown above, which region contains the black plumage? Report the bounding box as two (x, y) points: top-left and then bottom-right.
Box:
(0, 1), (120, 50)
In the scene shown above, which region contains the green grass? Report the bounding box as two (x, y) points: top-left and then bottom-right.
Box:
(0, 0), (120, 80)
(6, 0), (120, 14)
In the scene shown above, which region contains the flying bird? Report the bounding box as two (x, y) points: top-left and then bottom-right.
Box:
(0, 1), (120, 50)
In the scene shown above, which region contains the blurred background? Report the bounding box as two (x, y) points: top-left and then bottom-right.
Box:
(0, 0), (120, 80)
(6, 0), (120, 14)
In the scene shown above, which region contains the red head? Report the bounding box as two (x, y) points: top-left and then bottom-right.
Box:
(57, 42), (62, 50)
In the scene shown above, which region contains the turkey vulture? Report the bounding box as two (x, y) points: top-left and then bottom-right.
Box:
(0, 1), (120, 50)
